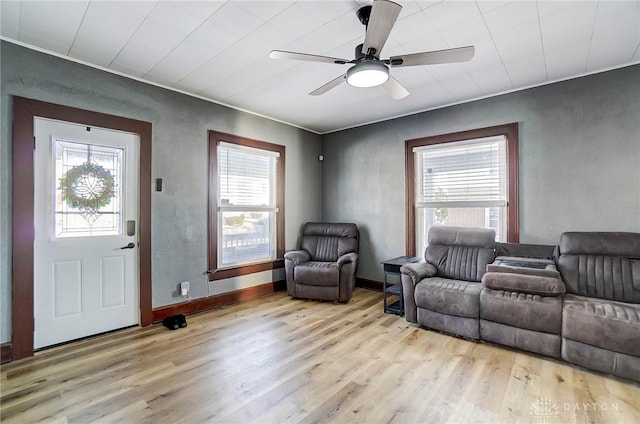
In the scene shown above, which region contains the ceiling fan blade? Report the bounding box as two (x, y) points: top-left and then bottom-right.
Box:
(389, 46), (475, 67)
(309, 74), (347, 96)
(269, 50), (349, 65)
(383, 76), (409, 99)
(362, 0), (402, 57)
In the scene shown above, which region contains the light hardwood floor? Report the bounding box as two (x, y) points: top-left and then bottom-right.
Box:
(1, 288), (639, 424)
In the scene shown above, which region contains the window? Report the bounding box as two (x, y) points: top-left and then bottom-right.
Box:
(405, 124), (519, 256)
(415, 136), (507, 244)
(208, 131), (285, 281)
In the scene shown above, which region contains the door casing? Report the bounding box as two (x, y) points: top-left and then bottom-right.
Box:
(11, 96), (153, 360)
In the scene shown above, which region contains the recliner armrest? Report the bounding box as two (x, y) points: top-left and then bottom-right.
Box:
(284, 250), (311, 265)
(400, 262), (437, 284)
(337, 252), (358, 267)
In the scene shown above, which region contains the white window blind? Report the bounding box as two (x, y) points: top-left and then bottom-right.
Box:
(413, 136), (508, 251)
(414, 136), (507, 207)
(219, 142), (278, 209)
(217, 142), (278, 267)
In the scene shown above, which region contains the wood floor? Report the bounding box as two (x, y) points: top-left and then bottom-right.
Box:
(1, 288), (639, 424)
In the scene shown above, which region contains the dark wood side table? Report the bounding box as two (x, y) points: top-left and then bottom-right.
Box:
(381, 256), (422, 316)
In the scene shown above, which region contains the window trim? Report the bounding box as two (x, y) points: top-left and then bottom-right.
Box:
(405, 123), (519, 256)
(208, 131), (285, 281)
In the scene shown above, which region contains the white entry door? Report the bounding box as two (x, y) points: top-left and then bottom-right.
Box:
(34, 117), (140, 349)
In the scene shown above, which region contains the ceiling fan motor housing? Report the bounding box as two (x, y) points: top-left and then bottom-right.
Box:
(357, 6), (372, 26)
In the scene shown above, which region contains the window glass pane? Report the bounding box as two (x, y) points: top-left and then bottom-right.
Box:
(220, 211), (273, 266)
(54, 140), (123, 238)
(416, 207), (506, 253)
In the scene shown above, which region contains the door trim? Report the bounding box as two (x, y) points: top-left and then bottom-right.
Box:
(11, 96), (153, 360)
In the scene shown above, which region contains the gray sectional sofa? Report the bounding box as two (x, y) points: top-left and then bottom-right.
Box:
(400, 226), (640, 382)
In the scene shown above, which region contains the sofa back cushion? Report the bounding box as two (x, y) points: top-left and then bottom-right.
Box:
(300, 222), (359, 262)
(425, 226), (496, 282)
(557, 232), (640, 303)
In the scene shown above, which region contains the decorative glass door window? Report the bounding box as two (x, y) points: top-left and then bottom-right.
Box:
(54, 139), (123, 238)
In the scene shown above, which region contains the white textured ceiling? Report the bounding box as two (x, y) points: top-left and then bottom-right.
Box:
(1, 1), (639, 134)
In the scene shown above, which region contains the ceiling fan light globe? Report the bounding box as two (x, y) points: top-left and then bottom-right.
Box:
(346, 62), (389, 88)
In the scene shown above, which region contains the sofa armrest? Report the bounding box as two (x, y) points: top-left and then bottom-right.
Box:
(400, 262), (437, 285)
(337, 252), (358, 267)
(481, 271), (566, 296)
(400, 262), (437, 324)
(284, 250), (311, 266)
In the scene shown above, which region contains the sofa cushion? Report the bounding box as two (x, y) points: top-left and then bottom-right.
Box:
(557, 232), (640, 303)
(480, 288), (562, 334)
(428, 225), (497, 247)
(481, 272), (565, 296)
(562, 294), (640, 356)
(414, 278), (483, 319)
(559, 232), (640, 258)
(426, 245), (496, 282)
(558, 254), (640, 303)
(294, 262), (338, 287)
(424, 226), (496, 283)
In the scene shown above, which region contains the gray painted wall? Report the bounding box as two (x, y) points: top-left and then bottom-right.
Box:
(0, 42), (322, 343)
(322, 65), (640, 282)
(2, 40), (639, 346)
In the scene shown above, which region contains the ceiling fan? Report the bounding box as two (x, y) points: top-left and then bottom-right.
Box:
(269, 0), (475, 99)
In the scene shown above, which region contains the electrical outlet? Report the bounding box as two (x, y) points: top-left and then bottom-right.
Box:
(180, 281), (190, 296)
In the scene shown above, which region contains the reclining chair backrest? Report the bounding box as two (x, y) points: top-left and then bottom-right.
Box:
(300, 222), (359, 262)
(557, 232), (640, 303)
(425, 226), (496, 282)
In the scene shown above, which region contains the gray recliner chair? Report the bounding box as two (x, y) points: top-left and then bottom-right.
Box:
(284, 222), (359, 302)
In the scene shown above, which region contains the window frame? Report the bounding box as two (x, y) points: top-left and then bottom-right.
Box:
(405, 123), (519, 256)
(208, 131), (285, 281)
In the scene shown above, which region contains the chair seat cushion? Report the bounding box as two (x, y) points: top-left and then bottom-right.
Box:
(415, 277), (483, 319)
(294, 261), (338, 287)
(562, 294), (640, 356)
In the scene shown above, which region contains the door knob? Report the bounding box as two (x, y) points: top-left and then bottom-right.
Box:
(120, 242), (136, 249)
